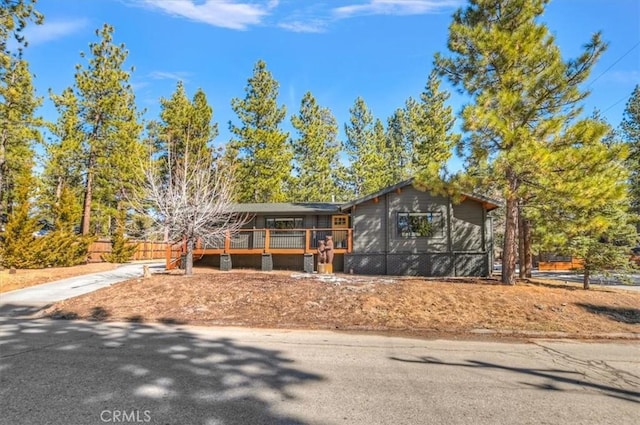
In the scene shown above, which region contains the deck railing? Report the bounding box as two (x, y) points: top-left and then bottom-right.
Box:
(166, 228), (352, 269)
(204, 228), (352, 253)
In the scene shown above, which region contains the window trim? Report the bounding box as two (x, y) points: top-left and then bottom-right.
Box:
(397, 211), (444, 239)
(265, 217), (304, 230)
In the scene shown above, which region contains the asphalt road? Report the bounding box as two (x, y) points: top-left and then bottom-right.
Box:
(0, 319), (638, 425)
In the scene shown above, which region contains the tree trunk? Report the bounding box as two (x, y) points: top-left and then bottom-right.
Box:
(185, 237), (194, 276)
(583, 268), (590, 290)
(503, 196), (519, 285)
(80, 167), (94, 235)
(518, 202), (525, 279)
(522, 218), (532, 278)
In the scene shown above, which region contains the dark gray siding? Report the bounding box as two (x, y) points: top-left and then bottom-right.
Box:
(452, 199), (484, 251)
(352, 199), (386, 253)
(344, 253), (386, 275)
(387, 186), (449, 254)
(454, 253), (488, 276)
(348, 185), (492, 277)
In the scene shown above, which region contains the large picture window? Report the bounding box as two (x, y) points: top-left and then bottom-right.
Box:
(265, 217), (304, 230)
(397, 212), (443, 238)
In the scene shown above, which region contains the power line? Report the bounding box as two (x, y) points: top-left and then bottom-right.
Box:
(588, 40), (640, 88)
(601, 95), (628, 114)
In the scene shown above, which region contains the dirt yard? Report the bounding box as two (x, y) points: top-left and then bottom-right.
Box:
(39, 268), (639, 338)
(0, 263), (119, 293)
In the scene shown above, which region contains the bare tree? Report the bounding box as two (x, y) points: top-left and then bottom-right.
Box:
(140, 149), (244, 275)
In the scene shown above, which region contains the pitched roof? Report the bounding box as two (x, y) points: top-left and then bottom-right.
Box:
(339, 178), (502, 211)
(231, 202), (341, 215)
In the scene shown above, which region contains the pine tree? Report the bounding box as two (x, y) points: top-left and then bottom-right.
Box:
(289, 92), (345, 202)
(228, 60), (291, 203)
(0, 57), (41, 223)
(408, 70), (459, 188)
(435, 0), (606, 284)
(528, 115), (634, 288)
(102, 208), (137, 263)
(158, 81), (218, 173)
(621, 85), (640, 230)
(344, 97), (389, 196)
(0, 0), (42, 67)
(385, 107), (413, 182)
(0, 172), (39, 268)
(51, 24), (143, 236)
(42, 87), (84, 227)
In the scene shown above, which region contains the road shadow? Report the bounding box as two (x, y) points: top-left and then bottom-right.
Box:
(389, 356), (640, 404)
(0, 314), (323, 424)
(575, 303), (640, 324)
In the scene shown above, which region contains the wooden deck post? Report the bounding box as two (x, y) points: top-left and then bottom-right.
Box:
(347, 228), (353, 253)
(305, 229), (311, 253)
(224, 231), (231, 253)
(264, 229), (270, 253)
(165, 241), (171, 270)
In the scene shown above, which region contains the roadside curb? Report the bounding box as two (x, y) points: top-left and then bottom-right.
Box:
(470, 328), (640, 340)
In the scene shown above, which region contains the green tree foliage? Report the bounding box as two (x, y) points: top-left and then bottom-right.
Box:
(0, 57), (41, 222)
(0, 173), (39, 268)
(0, 0), (42, 65)
(103, 209), (137, 263)
(344, 97), (390, 197)
(50, 24), (143, 236)
(529, 116), (635, 288)
(228, 60), (291, 203)
(385, 108), (413, 182)
(156, 81), (218, 173)
(435, 0), (606, 284)
(0, 178), (92, 268)
(621, 85), (640, 228)
(42, 87), (84, 226)
(289, 91), (345, 202)
(408, 70), (459, 188)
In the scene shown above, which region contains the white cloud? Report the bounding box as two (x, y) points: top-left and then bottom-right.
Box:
(149, 71), (192, 82)
(139, 0), (279, 30)
(278, 20), (327, 33)
(333, 0), (461, 18)
(22, 18), (89, 45)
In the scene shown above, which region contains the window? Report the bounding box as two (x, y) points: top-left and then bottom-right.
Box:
(397, 212), (443, 238)
(265, 217), (304, 230)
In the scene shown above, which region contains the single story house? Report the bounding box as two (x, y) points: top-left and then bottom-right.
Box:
(170, 179), (501, 277)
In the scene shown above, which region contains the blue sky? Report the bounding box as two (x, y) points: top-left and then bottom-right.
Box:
(19, 0), (640, 169)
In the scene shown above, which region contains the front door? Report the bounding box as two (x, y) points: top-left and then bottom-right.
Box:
(331, 215), (348, 248)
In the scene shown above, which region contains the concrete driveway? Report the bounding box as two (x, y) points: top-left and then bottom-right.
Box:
(0, 320), (638, 425)
(0, 262), (165, 316)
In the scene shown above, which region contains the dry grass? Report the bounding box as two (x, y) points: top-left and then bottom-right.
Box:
(39, 268), (640, 338)
(0, 263), (119, 293)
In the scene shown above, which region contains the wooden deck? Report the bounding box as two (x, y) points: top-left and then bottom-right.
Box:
(167, 228), (352, 269)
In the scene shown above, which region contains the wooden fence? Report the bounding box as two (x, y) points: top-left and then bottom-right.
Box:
(88, 239), (168, 263)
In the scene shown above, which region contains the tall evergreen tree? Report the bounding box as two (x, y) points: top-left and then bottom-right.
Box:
(435, 0), (606, 284)
(158, 81), (217, 172)
(0, 57), (40, 221)
(344, 97), (388, 197)
(0, 0), (42, 66)
(528, 115), (633, 288)
(50, 24), (143, 235)
(621, 85), (640, 230)
(0, 0), (41, 230)
(42, 87), (84, 227)
(228, 60), (291, 203)
(289, 91), (344, 202)
(408, 70), (458, 187)
(385, 107), (413, 182)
